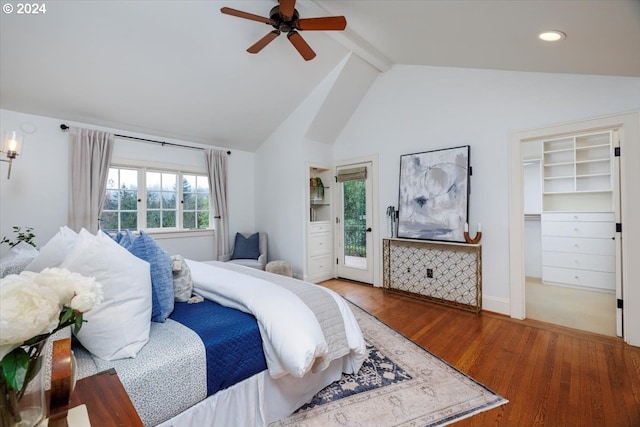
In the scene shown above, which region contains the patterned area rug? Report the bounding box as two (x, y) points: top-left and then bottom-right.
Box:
(272, 303), (508, 427)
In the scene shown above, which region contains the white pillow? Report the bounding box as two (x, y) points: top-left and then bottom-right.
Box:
(25, 226), (78, 272)
(60, 229), (152, 360)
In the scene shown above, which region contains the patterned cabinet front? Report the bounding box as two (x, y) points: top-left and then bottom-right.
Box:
(383, 238), (482, 313)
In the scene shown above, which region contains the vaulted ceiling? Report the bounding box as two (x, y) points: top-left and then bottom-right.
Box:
(1, 1), (638, 151)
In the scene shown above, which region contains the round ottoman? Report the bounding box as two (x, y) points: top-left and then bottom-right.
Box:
(266, 260), (292, 277)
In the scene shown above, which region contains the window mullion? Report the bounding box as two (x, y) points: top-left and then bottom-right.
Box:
(178, 172), (184, 230)
(138, 167), (147, 230)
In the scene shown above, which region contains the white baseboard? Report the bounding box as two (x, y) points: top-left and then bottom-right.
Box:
(482, 296), (510, 316)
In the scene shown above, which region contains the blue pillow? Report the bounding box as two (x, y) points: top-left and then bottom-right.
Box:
(231, 233), (260, 260)
(127, 231), (174, 322)
(119, 229), (136, 249)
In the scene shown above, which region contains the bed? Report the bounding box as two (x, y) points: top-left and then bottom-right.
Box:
(71, 259), (367, 426)
(11, 226), (366, 425)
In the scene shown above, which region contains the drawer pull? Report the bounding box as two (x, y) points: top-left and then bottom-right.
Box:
(574, 228), (579, 232)
(574, 244), (579, 248)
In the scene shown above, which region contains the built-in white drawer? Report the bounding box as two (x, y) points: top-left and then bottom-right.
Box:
(542, 212), (614, 222)
(541, 236), (615, 256)
(542, 251), (615, 272)
(309, 255), (332, 278)
(309, 233), (332, 256)
(541, 221), (614, 239)
(309, 222), (331, 234)
(542, 266), (615, 291)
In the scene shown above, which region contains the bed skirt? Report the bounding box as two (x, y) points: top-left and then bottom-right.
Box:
(156, 357), (344, 426)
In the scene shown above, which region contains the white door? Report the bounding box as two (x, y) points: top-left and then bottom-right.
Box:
(336, 162), (374, 284)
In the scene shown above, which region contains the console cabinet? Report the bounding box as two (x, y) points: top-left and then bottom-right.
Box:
(382, 238), (482, 313)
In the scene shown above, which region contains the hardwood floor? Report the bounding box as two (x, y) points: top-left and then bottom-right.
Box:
(319, 279), (640, 427)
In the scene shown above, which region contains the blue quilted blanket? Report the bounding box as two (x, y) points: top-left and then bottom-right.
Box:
(170, 299), (267, 396)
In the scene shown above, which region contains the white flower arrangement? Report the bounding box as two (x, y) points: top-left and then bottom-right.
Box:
(0, 267), (103, 425)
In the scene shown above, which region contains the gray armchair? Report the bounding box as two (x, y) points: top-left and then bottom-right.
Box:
(228, 232), (267, 270)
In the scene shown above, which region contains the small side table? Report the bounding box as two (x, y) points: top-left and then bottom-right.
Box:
(48, 368), (143, 427)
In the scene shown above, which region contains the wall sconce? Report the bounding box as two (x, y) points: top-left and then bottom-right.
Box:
(1, 130), (24, 179)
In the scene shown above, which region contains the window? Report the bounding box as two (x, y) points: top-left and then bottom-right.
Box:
(102, 168), (139, 231)
(101, 166), (211, 232)
(182, 174), (210, 229)
(146, 171), (177, 228)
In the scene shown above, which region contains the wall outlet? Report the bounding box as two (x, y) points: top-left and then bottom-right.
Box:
(427, 268), (433, 278)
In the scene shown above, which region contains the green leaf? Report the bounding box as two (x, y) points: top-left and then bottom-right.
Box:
(74, 313), (84, 334)
(59, 306), (74, 325)
(1, 348), (29, 391)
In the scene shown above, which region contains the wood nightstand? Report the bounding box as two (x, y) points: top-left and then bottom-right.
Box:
(48, 368), (143, 427)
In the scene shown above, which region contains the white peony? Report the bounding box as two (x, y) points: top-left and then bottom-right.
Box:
(0, 274), (60, 360)
(26, 267), (103, 312)
(0, 268), (103, 361)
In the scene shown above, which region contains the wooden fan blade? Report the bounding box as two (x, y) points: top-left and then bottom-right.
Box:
(296, 16), (347, 31)
(220, 7), (272, 24)
(279, 0), (296, 20)
(287, 31), (316, 61)
(247, 31), (280, 54)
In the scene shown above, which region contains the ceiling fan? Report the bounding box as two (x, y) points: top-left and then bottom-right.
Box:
(221, 0), (347, 61)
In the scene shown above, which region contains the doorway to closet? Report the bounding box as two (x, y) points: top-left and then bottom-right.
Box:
(522, 130), (620, 337)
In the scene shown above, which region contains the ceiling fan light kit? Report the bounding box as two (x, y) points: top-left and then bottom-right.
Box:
(221, 0), (347, 61)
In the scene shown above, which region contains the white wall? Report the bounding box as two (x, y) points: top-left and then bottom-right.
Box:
(0, 109), (255, 261)
(254, 56), (349, 276)
(333, 65), (640, 314)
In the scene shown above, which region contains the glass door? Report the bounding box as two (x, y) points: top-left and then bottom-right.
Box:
(336, 162), (374, 284)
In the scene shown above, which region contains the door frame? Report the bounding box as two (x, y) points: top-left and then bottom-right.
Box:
(334, 154), (380, 286)
(508, 111), (640, 346)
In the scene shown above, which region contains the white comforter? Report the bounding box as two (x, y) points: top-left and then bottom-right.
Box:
(187, 260), (366, 379)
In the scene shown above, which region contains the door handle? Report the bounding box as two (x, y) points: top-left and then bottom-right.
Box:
(366, 227), (372, 232)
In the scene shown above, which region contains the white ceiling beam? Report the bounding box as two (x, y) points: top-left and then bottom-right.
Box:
(298, 0), (392, 72)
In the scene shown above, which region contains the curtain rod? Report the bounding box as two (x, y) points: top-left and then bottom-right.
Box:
(59, 124), (230, 155)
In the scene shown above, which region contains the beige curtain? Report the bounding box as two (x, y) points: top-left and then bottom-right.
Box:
(205, 149), (230, 261)
(68, 128), (114, 233)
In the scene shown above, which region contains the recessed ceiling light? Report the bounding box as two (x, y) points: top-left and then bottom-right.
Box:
(538, 30), (566, 42)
